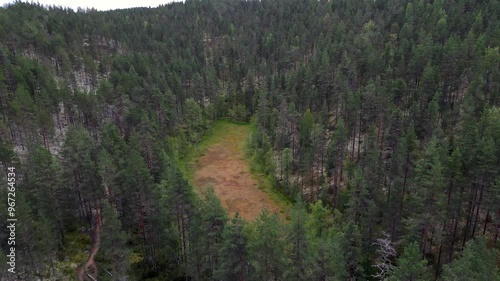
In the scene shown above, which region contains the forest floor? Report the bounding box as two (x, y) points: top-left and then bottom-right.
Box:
(183, 120), (286, 221)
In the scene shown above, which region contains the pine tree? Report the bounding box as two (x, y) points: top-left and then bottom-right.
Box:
(442, 147), (465, 263)
(346, 167), (373, 226)
(215, 213), (250, 281)
(442, 238), (500, 281)
(100, 200), (130, 280)
(189, 187), (228, 280)
(308, 201), (341, 281)
(280, 147), (293, 194)
(25, 146), (65, 246)
(287, 197), (311, 280)
(156, 158), (195, 276)
(406, 136), (446, 257)
(248, 209), (287, 281)
(60, 125), (101, 229)
(387, 242), (430, 281)
(97, 149), (119, 202)
(326, 117), (348, 208)
(32, 213), (59, 278)
(297, 109), (315, 197)
(341, 221), (364, 281)
(9, 83), (36, 148)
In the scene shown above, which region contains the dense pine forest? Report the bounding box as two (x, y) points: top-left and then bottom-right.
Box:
(0, 0), (499, 280)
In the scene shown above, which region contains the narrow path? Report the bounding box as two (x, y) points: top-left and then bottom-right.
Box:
(191, 122), (282, 221)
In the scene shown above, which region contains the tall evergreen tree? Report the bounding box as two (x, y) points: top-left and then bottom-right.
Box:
(189, 187), (228, 280)
(215, 213), (250, 281)
(387, 242), (430, 281)
(287, 197), (311, 280)
(248, 209), (287, 281)
(99, 200), (130, 280)
(442, 238), (500, 281)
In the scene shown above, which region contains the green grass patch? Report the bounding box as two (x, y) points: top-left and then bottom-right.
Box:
(179, 119), (251, 182)
(54, 231), (91, 277)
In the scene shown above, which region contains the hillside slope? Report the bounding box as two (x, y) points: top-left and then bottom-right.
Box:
(0, 0), (499, 280)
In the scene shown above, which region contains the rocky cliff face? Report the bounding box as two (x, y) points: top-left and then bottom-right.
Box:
(7, 35), (123, 159)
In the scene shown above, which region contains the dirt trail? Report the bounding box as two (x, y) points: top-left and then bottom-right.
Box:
(76, 221), (101, 281)
(192, 125), (282, 221)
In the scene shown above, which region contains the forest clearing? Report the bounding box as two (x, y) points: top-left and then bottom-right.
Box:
(1, 1), (499, 279)
(186, 121), (284, 221)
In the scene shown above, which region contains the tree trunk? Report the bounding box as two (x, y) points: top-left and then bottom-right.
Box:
(437, 219), (447, 265)
(42, 129), (50, 152)
(449, 217), (459, 260)
(400, 155), (410, 214)
(471, 184), (484, 238)
(181, 212), (188, 279)
(357, 108), (362, 161)
(483, 210), (490, 235)
(450, 183), (465, 259)
(351, 125), (356, 161)
(494, 209), (500, 247)
(377, 118), (384, 150)
(279, 153), (283, 181)
(462, 185), (478, 248)
(422, 225), (428, 258)
(310, 157), (314, 202)
(332, 171), (338, 208)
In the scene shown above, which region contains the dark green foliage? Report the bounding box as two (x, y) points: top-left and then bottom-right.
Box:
(248, 209), (287, 281)
(215, 213), (250, 281)
(287, 197), (312, 280)
(341, 221), (365, 281)
(1, 0), (499, 279)
(308, 201), (345, 281)
(189, 187), (228, 280)
(442, 238), (500, 281)
(387, 242), (431, 281)
(99, 201), (130, 280)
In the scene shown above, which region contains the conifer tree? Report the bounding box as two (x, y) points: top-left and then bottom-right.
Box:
(341, 221), (364, 281)
(100, 200), (130, 280)
(326, 118), (348, 208)
(26, 146), (65, 246)
(287, 197), (311, 280)
(156, 157), (195, 276)
(60, 125), (101, 228)
(248, 209), (287, 281)
(189, 187), (228, 280)
(387, 242), (430, 281)
(308, 201), (341, 281)
(407, 136), (446, 257)
(215, 213), (250, 281)
(442, 238), (500, 281)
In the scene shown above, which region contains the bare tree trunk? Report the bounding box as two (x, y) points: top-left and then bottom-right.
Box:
(494, 209), (500, 247)
(462, 185), (478, 248)
(471, 184), (484, 238)
(400, 155), (409, 214)
(351, 125), (356, 161)
(377, 118), (383, 150)
(450, 184), (465, 259)
(422, 225), (428, 258)
(483, 210), (490, 235)
(357, 109), (362, 160)
(181, 212), (188, 278)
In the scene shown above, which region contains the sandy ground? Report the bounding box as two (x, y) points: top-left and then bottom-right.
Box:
(193, 139), (282, 221)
